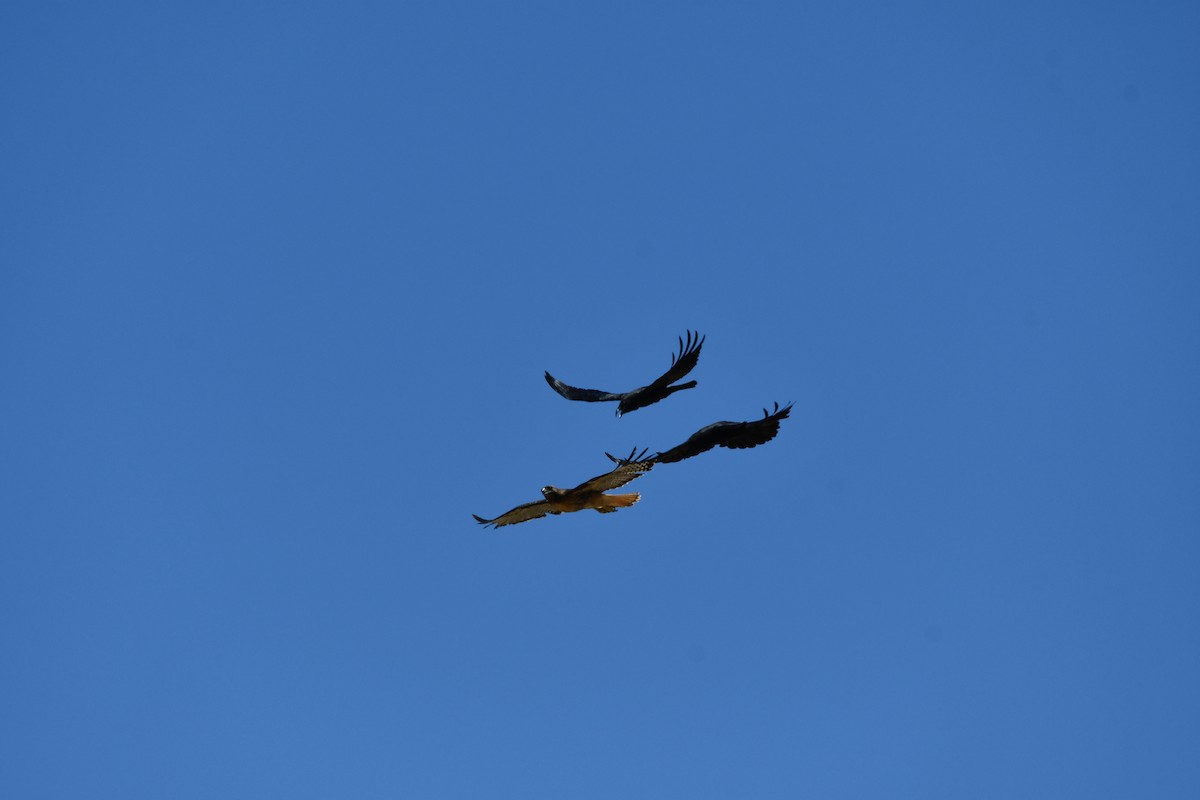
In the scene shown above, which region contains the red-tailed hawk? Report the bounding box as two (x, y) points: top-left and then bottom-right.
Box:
(472, 455), (655, 529)
(544, 330), (704, 416)
(607, 402), (793, 465)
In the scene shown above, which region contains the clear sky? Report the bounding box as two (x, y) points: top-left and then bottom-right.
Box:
(2, 2), (1198, 797)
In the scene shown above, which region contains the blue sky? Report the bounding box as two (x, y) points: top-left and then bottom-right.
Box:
(2, 2), (1198, 797)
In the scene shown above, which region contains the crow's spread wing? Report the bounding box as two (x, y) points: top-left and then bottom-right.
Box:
(544, 372), (624, 403)
(648, 329), (705, 389)
(656, 402), (792, 463)
(605, 403), (793, 466)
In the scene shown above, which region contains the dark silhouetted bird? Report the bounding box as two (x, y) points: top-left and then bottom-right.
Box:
(472, 454), (655, 529)
(607, 402), (793, 465)
(544, 330), (704, 416)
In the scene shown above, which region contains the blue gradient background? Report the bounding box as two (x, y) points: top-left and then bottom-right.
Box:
(3, 3), (1198, 797)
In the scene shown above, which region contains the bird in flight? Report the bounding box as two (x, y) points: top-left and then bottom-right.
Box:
(472, 454), (655, 529)
(544, 330), (705, 416)
(607, 402), (793, 465)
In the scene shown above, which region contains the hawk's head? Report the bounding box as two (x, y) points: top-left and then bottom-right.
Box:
(541, 485), (565, 499)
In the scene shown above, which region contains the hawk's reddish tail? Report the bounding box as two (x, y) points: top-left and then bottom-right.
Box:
(597, 493), (640, 512)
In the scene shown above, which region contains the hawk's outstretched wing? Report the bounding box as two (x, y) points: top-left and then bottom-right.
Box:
(573, 454), (655, 493)
(544, 330), (705, 416)
(606, 402), (793, 465)
(473, 500), (557, 529)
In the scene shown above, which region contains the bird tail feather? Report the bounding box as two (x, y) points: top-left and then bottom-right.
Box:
(597, 492), (639, 512)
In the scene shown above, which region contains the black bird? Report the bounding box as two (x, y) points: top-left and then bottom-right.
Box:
(544, 330), (705, 416)
(607, 402), (793, 465)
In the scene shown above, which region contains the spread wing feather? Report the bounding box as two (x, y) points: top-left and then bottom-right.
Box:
(472, 500), (557, 529)
(543, 372), (623, 402)
(656, 402), (792, 462)
(574, 455), (655, 493)
(648, 329), (705, 388)
(605, 403), (793, 465)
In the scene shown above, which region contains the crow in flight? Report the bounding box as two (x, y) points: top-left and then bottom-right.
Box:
(607, 402), (793, 465)
(472, 454), (655, 529)
(544, 330), (705, 416)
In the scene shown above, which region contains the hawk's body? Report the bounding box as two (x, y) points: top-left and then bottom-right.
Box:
(545, 330), (704, 416)
(473, 456), (654, 528)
